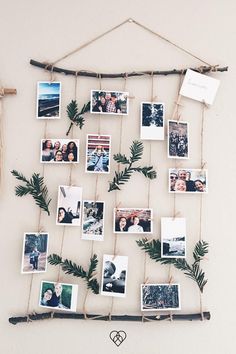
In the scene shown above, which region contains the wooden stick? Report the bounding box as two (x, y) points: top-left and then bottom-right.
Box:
(0, 88), (17, 96)
(9, 311), (210, 325)
(29, 60), (228, 78)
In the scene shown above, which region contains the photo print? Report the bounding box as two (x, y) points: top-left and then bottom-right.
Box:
(86, 134), (111, 173)
(168, 120), (189, 159)
(39, 281), (78, 312)
(101, 255), (128, 298)
(169, 168), (208, 193)
(180, 69), (220, 105)
(82, 200), (105, 241)
(91, 90), (129, 115)
(36, 81), (61, 119)
(114, 208), (153, 234)
(56, 185), (82, 226)
(141, 284), (181, 311)
(140, 102), (164, 140)
(21, 233), (49, 274)
(40, 139), (79, 163)
(161, 217), (186, 258)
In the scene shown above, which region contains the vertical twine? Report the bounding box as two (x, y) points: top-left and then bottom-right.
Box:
(0, 98), (4, 192)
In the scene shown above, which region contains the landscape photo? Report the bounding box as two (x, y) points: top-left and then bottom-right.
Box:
(37, 81), (61, 119)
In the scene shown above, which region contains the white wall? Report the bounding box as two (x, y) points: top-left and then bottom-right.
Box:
(0, 0), (235, 353)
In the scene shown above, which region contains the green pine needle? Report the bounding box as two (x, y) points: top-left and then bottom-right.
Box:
(136, 238), (208, 293)
(11, 170), (51, 215)
(66, 100), (90, 135)
(48, 254), (99, 294)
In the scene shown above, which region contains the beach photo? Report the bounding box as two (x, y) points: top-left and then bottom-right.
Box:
(86, 134), (111, 173)
(36, 81), (61, 119)
(140, 102), (164, 140)
(101, 255), (128, 298)
(114, 208), (153, 234)
(168, 120), (189, 159)
(82, 200), (105, 241)
(141, 284), (181, 311)
(40, 139), (79, 163)
(161, 217), (186, 258)
(91, 90), (129, 115)
(21, 233), (49, 274)
(56, 185), (82, 226)
(169, 168), (208, 193)
(39, 281), (78, 312)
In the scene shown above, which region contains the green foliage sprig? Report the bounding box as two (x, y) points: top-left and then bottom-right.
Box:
(48, 254), (99, 294)
(136, 238), (209, 292)
(66, 100), (90, 135)
(11, 170), (51, 215)
(108, 140), (157, 192)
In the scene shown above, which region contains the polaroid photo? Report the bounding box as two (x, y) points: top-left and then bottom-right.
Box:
(161, 217), (186, 258)
(168, 120), (189, 159)
(21, 232), (49, 274)
(141, 284), (181, 311)
(39, 281), (78, 312)
(169, 168), (208, 193)
(90, 90), (129, 115)
(82, 200), (105, 241)
(140, 102), (164, 140)
(180, 69), (220, 105)
(36, 81), (61, 119)
(101, 255), (128, 298)
(40, 139), (79, 163)
(56, 185), (82, 226)
(85, 134), (111, 174)
(114, 208), (153, 234)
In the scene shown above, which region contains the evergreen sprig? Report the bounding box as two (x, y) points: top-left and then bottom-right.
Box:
(66, 100), (90, 135)
(136, 238), (209, 292)
(48, 254), (99, 294)
(11, 170), (51, 215)
(108, 140), (157, 192)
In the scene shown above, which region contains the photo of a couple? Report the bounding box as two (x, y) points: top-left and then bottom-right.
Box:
(91, 90), (129, 115)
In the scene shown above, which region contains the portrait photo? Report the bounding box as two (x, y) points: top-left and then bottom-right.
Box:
(56, 185), (82, 226)
(114, 208), (153, 234)
(101, 255), (128, 298)
(169, 168), (208, 193)
(82, 200), (105, 241)
(140, 102), (164, 140)
(141, 284), (181, 311)
(21, 233), (49, 274)
(85, 134), (111, 173)
(161, 217), (186, 258)
(91, 90), (129, 115)
(168, 120), (189, 159)
(40, 139), (79, 163)
(36, 81), (61, 119)
(39, 281), (78, 312)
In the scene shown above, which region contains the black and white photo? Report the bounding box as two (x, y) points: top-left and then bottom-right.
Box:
(161, 217), (186, 258)
(91, 90), (129, 115)
(56, 185), (82, 226)
(169, 168), (208, 193)
(141, 284), (181, 311)
(140, 102), (164, 140)
(168, 120), (189, 159)
(36, 81), (61, 119)
(21, 233), (49, 274)
(114, 208), (153, 234)
(40, 139), (79, 163)
(85, 134), (111, 173)
(82, 201), (105, 241)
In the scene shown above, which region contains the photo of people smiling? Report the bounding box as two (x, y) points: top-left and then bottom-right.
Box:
(40, 139), (79, 163)
(91, 90), (129, 115)
(114, 208), (153, 234)
(169, 168), (208, 193)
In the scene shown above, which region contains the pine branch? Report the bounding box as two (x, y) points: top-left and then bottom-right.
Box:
(136, 238), (208, 293)
(11, 170), (51, 215)
(66, 100), (90, 135)
(48, 254), (99, 294)
(108, 141), (157, 192)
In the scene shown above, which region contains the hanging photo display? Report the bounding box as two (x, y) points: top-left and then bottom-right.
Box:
(39, 281), (78, 312)
(101, 255), (128, 298)
(90, 90), (129, 115)
(180, 69), (220, 105)
(36, 81), (61, 119)
(21, 232), (49, 274)
(140, 102), (164, 140)
(168, 120), (189, 159)
(114, 208), (153, 234)
(169, 168), (208, 193)
(141, 284), (181, 311)
(56, 185), (82, 226)
(82, 200), (105, 241)
(85, 134), (111, 173)
(40, 139), (79, 163)
(161, 217), (186, 258)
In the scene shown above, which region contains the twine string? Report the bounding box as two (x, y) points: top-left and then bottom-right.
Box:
(0, 97), (4, 191)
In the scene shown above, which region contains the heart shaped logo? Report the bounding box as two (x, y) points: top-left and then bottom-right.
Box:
(109, 330), (127, 347)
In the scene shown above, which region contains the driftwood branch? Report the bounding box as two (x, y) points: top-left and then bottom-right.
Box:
(9, 311), (210, 325)
(30, 59), (228, 79)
